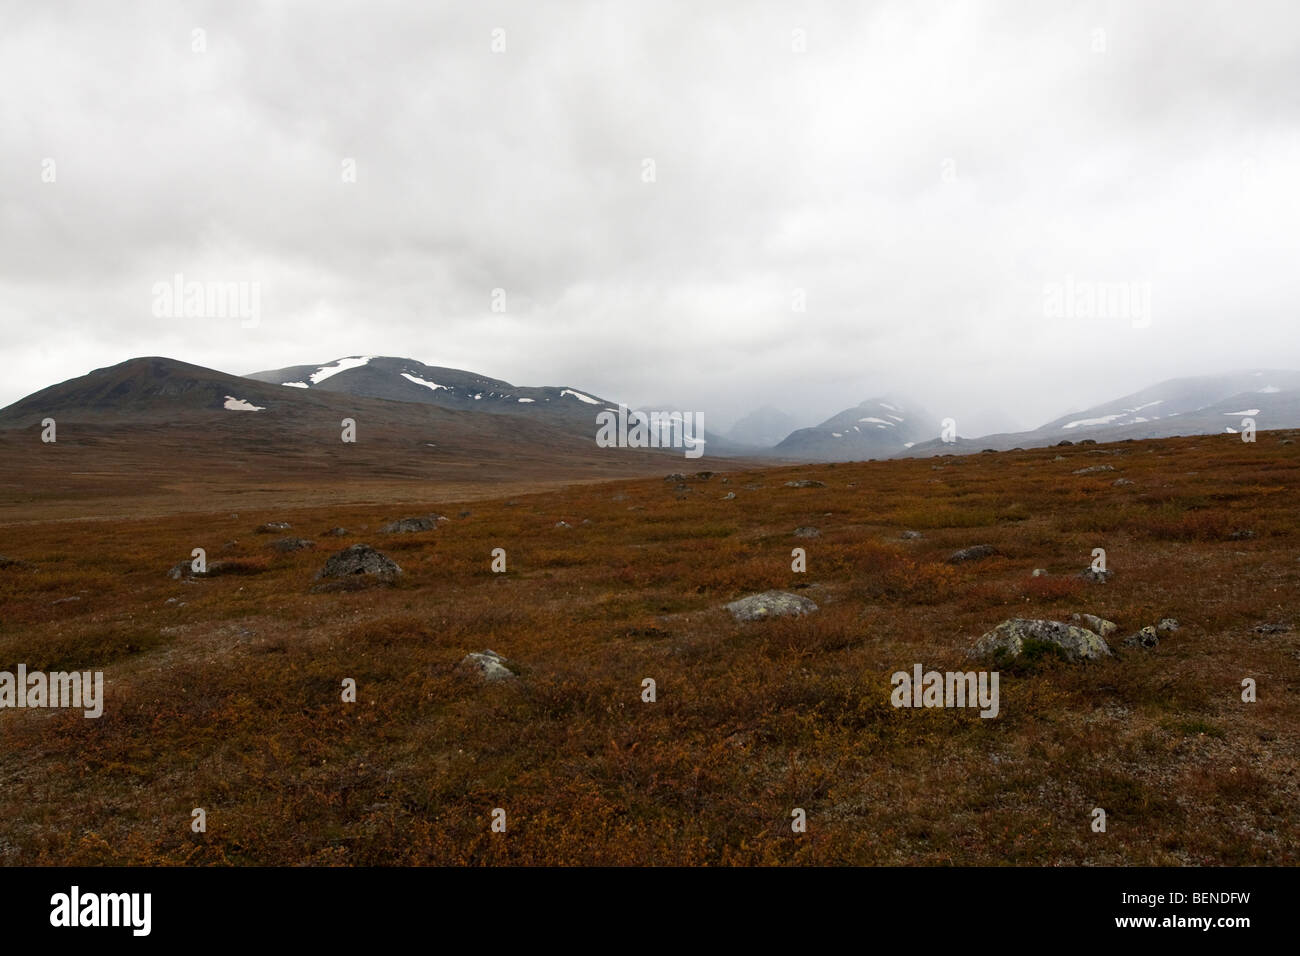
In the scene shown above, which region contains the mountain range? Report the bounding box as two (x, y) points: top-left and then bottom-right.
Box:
(3, 358), (1299, 468)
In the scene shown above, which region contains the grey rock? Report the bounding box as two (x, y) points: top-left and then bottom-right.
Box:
(784, 480), (827, 488)
(314, 544), (402, 583)
(320, 527), (348, 537)
(1157, 618), (1180, 633)
(270, 537), (314, 552)
(722, 492), (736, 500)
(972, 618), (1112, 662)
(458, 649), (516, 681)
(255, 521), (291, 533)
(793, 527), (821, 538)
(1113, 478), (1134, 486)
(1071, 613), (1118, 637)
(555, 520), (571, 528)
(726, 590), (819, 622)
(1072, 464), (1116, 475)
(1080, 568), (1113, 583)
(381, 514), (445, 534)
(1227, 529), (1256, 540)
(1031, 568), (1048, 577)
(664, 473), (685, 482)
(947, 544), (999, 564)
(900, 530), (923, 540)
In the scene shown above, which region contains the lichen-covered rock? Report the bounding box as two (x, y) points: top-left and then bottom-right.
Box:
(726, 590), (819, 622)
(1080, 568), (1113, 583)
(784, 480), (827, 488)
(1157, 618), (1180, 633)
(1073, 465), (1115, 475)
(458, 649), (516, 681)
(1122, 625), (1160, 649)
(972, 618), (1112, 662)
(1071, 613), (1118, 638)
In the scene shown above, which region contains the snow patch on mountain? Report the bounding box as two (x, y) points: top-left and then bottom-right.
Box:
(224, 396), (265, 411)
(310, 356), (372, 384)
(400, 372), (448, 392)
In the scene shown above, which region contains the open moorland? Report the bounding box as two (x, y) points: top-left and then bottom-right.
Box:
(0, 431), (1297, 865)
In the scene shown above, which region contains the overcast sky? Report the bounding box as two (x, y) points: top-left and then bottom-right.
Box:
(3, 0), (1299, 434)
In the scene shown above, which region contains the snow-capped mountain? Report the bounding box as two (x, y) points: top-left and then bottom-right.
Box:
(898, 369), (1300, 456)
(771, 397), (935, 461)
(245, 356), (618, 425)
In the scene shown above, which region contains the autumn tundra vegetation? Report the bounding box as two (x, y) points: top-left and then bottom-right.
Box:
(0, 431), (1296, 865)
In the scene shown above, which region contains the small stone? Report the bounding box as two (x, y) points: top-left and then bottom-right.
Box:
(381, 515), (445, 534)
(784, 480), (827, 488)
(255, 521), (291, 533)
(900, 530), (923, 540)
(269, 537), (314, 552)
(1157, 618), (1180, 633)
(458, 649), (516, 681)
(793, 527), (821, 538)
(1072, 464), (1115, 475)
(1079, 568), (1113, 583)
(722, 492), (736, 500)
(1031, 568), (1047, 577)
(947, 544), (999, 564)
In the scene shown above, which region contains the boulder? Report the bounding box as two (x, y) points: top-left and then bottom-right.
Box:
(726, 590), (819, 622)
(972, 618), (1112, 662)
(314, 544), (402, 585)
(1072, 464), (1115, 475)
(947, 544), (999, 564)
(784, 480), (827, 488)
